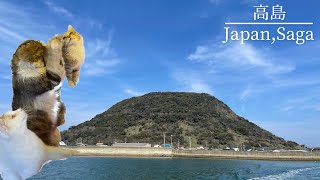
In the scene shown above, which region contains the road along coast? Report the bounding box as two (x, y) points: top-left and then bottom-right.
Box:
(66, 146), (320, 161)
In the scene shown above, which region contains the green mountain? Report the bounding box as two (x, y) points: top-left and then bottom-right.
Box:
(62, 92), (299, 149)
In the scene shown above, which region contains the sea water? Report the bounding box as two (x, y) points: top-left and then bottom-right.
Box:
(2, 157), (320, 179)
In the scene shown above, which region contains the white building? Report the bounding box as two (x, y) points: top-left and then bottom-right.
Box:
(196, 146), (205, 150)
(59, 141), (66, 146)
(232, 148), (240, 151)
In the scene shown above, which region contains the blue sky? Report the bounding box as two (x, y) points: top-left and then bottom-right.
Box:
(0, 0), (320, 147)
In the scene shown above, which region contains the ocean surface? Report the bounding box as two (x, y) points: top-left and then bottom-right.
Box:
(4, 157), (320, 179)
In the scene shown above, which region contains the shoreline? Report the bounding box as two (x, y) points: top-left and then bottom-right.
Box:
(65, 146), (320, 161)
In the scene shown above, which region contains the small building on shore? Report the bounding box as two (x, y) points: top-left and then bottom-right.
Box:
(76, 143), (87, 146)
(59, 141), (67, 146)
(96, 142), (109, 147)
(112, 143), (152, 147)
(312, 147), (320, 152)
(232, 148), (240, 151)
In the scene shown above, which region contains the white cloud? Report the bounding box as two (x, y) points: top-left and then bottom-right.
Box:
(280, 94), (320, 113)
(83, 30), (120, 76)
(239, 85), (251, 101)
(186, 42), (297, 102)
(0, 1), (38, 44)
(0, 0), (59, 88)
(0, 25), (26, 41)
(0, 75), (11, 80)
(44, 1), (73, 18)
(282, 106), (294, 112)
(271, 77), (320, 88)
(85, 58), (119, 76)
(173, 70), (213, 94)
(124, 89), (144, 97)
(0, 1), (26, 17)
(86, 31), (114, 58)
(188, 43), (295, 75)
(190, 82), (212, 94)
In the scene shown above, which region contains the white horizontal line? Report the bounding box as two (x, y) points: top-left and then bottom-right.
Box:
(225, 22), (313, 25)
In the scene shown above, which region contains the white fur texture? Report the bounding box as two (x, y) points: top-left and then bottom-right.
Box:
(16, 61), (44, 79)
(0, 109), (68, 180)
(33, 82), (62, 123)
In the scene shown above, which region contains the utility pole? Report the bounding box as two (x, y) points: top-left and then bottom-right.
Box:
(125, 138), (127, 143)
(170, 135), (173, 149)
(163, 133), (166, 148)
(189, 137), (191, 150)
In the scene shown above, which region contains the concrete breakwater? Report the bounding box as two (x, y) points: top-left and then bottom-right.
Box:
(69, 146), (172, 157)
(173, 150), (320, 161)
(67, 146), (320, 161)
